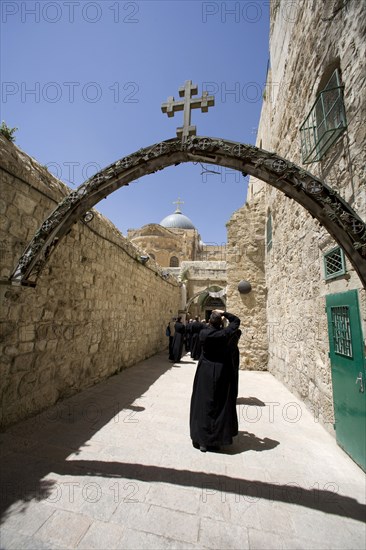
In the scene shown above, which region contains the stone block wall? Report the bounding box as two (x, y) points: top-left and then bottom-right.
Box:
(180, 261), (227, 319)
(226, 193), (268, 370)
(128, 225), (201, 267)
(198, 245), (226, 262)
(0, 136), (181, 428)
(260, 0), (365, 430)
(228, 0), (366, 431)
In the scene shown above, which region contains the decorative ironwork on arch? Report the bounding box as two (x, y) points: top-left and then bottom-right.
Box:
(9, 136), (366, 288)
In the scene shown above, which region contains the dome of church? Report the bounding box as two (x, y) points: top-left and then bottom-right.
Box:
(160, 208), (196, 230)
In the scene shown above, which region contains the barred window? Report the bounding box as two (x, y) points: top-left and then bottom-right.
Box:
(330, 305), (353, 357)
(300, 69), (347, 163)
(324, 246), (346, 279)
(170, 256), (179, 267)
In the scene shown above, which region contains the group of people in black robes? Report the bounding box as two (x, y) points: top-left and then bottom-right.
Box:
(187, 317), (206, 360)
(167, 316), (206, 363)
(166, 310), (242, 453)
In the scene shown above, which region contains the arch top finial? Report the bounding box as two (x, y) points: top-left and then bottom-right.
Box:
(161, 81), (215, 143)
(173, 197), (184, 213)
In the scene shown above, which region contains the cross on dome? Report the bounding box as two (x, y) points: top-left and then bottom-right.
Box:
(173, 197), (184, 213)
(160, 199), (196, 230)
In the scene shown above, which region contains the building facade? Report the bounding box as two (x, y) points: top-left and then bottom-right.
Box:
(127, 205), (227, 320)
(227, 0), (365, 469)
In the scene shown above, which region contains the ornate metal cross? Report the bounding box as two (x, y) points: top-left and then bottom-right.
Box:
(161, 80), (215, 143)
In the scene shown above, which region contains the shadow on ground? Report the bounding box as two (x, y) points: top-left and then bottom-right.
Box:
(51, 459), (366, 523)
(0, 355), (172, 522)
(0, 355), (365, 526)
(221, 430), (280, 454)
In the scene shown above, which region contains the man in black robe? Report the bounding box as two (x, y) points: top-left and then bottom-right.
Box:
(168, 317), (176, 361)
(190, 317), (205, 360)
(171, 316), (185, 363)
(185, 319), (193, 353)
(190, 309), (240, 452)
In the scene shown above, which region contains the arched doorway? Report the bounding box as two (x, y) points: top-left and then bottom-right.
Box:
(9, 136), (366, 288)
(186, 286), (226, 320)
(202, 296), (226, 322)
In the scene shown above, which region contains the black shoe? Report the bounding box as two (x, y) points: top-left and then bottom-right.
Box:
(207, 445), (221, 452)
(192, 441), (207, 452)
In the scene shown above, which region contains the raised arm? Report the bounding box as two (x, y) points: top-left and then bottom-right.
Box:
(213, 309), (240, 335)
(223, 312), (240, 334)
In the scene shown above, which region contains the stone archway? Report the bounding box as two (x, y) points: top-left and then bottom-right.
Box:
(186, 286), (227, 317)
(202, 295), (226, 322)
(9, 136), (366, 288)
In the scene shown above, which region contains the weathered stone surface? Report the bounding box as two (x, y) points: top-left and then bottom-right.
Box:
(232, 0), (366, 433)
(226, 193), (267, 370)
(128, 223), (226, 268)
(0, 136), (181, 428)
(127, 219), (227, 320)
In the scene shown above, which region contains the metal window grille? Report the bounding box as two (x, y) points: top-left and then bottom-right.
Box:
(300, 69), (347, 163)
(266, 214), (272, 252)
(324, 247), (346, 279)
(169, 256), (179, 267)
(330, 306), (353, 357)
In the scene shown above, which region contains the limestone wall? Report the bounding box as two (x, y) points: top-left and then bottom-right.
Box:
(128, 225), (200, 267)
(227, 0), (366, 430)
(198, 245), (226, 262)
(180, 261), (226, 319)
(262, 0), (366, 430)
(0, 135), (181, 428)
(182, 261), (226, 298)
(226, 193), (268, 370)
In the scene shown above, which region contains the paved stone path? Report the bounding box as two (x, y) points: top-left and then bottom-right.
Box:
(1, 351), (365, 549)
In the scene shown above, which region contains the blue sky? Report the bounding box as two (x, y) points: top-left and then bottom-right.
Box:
(1, 0), (270, 244)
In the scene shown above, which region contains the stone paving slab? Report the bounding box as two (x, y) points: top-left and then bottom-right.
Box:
(0, 351), (365, 549)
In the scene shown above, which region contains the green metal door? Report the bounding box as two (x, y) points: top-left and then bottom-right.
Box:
(326, 290), (366, 470)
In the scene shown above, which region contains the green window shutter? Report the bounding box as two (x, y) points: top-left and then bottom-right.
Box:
(324, 246), (346, 280)
(300, 69), (347, 163)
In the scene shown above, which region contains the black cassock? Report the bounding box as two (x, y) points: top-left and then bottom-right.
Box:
(190, 312), (240, 447)
(185, 321), (193, 352)
(190, 320), (205, 360)
(228, 328), (242, 400)
(171, 321), (185, 362)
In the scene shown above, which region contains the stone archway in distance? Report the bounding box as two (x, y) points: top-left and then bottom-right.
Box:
(9, 136), (366, 289)
(186, 287), (227, 314)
